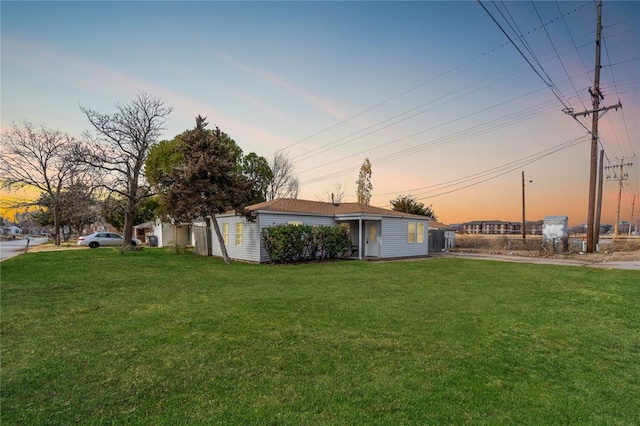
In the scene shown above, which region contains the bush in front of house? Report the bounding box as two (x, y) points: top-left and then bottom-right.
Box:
(261, 224), (351, 264)
(314, 225), (351, 260)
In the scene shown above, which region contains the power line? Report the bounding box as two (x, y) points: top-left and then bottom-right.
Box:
(300, 92), (573, 187)
(269, 43), (511, 158)
(477, 0), (591, 134)
(532, 1), (589, 111)
(369, 136), (588, 207)
(270, 1), (592, 159)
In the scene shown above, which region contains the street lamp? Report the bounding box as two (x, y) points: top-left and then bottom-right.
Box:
(522, 171), (533, 239)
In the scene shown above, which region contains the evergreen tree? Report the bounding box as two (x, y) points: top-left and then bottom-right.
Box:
(390, 195), (438, 220)
(164, 116), (252, 263)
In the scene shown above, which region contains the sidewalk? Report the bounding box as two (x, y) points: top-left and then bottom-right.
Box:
(432, 251), (640, 271)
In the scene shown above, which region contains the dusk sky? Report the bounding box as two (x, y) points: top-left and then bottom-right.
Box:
(2, 1), (638, 227)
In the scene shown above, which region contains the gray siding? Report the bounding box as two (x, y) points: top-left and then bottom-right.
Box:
(380, 217), (429, 258)
(211, 216), (261, 263)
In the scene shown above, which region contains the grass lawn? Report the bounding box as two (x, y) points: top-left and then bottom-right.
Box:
(1, 249), (638, 424)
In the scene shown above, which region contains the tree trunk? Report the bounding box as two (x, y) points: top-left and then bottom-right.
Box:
(173, 222), (178, 252)
(210, 215), (231, 264)
(122, 197), (136, 245)
(53, 205), (61, 246)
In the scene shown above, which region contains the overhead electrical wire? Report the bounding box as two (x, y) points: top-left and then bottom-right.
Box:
(268, 1), (591, 159)
(532, 1), (590, 111)
(296, 49), (598, 177)
(477, 0), (591, 134)
(274, 3), (597, 180)
(268, 45), (511, 158)
(556, 1), (593, 85)
(293, 63), (533, 165)
(368, 136), (589, 207)
(300, 91), (571, 187)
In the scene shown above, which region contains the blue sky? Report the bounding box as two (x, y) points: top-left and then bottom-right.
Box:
(2, 1), (638, 226)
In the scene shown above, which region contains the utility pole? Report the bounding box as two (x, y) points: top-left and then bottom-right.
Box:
(565, 0), (622, 252)
(594, 150), (604, 247)
(606, 157), (633, 238)
(522, 171), (532, 239)
(629, 194), (636, 237)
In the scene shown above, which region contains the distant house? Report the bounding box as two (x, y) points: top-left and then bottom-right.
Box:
(3, 225), (22, 236)
(134, 219), (192, 247)
(461, 220), (521, 235)
(206, 198), (430, 263)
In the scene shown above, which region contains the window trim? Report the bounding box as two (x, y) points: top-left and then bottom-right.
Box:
(222, 223), (229, 245)
(235, 222), (243, 246)
(408, 222), (416, 244)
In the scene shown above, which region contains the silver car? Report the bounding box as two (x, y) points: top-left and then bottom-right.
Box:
(77, 232), (142, 249)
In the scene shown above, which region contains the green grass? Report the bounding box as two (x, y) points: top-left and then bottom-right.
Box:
(1, 249), (639, 424)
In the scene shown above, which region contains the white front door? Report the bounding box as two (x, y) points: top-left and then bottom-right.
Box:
(364, 221), (379, 257)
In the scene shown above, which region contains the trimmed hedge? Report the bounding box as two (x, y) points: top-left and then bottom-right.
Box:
(262, 224), (351, 264)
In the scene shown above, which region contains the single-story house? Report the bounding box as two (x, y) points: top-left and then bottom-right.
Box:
(3, 225), (22, 235)
(209, 198), (430, 263)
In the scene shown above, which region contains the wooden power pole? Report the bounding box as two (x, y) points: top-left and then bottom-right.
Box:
(522, 171), (532, 239)
(566, 0), (622, 252)
(594, 150), (604, 247)
(606, 157), (634, 238)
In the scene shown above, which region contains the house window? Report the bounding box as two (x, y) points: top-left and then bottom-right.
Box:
(236, 222), (243, 246)
(417, 223), (424, 244)
(288, 221), (302, 226)
(222, 223), (229, 245)
(408, 222), (416, 244)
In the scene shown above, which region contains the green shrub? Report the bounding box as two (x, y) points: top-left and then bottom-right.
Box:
(314, 225), (351, 260)
(262, 224), (351, 264)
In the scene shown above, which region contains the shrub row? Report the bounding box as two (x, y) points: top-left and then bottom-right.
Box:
(261, 224), (351, 264)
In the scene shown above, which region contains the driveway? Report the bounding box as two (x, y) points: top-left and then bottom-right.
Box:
(0, 237), (49, 262)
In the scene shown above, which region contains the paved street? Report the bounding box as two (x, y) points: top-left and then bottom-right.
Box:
(0, 237), (48, 262)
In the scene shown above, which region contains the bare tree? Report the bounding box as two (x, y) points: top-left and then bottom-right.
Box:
(0, 121), (77, 245)
(78, 92), (172, 244)
(267, 151), (299, 200)
(317, 181), (346, 204)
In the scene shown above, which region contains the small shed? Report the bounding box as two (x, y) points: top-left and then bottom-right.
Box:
(428, 220), (455, 251)
(542, 216), (568, 242)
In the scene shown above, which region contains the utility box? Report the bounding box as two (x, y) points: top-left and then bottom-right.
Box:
(542, 216), (568, 242)
(147, 235), (158, 247)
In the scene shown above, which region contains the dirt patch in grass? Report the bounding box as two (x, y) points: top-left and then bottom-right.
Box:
(27, 243), (85, 253)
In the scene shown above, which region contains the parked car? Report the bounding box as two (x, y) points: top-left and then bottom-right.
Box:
(77, 232), (142, 248)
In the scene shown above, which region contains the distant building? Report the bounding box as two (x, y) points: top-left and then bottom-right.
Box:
(461, 220), (521, 235)
(3, 225), (22, 235)
(526, 220), (543, 235)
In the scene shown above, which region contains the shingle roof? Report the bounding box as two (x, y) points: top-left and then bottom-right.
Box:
(245, 198), (429, 220)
